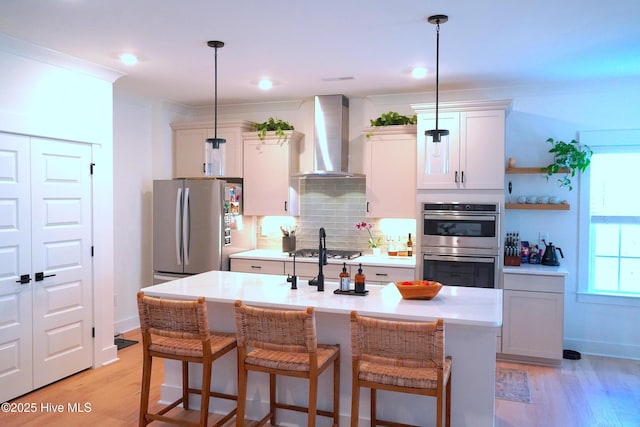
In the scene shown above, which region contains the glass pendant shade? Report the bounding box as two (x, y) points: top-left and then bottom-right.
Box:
(425, 129), (449, 174)
(205, 137), (226, 176)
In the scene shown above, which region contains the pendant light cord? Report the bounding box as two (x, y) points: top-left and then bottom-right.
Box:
(434, 20), (441, 131)
(214, 44), (218, 141)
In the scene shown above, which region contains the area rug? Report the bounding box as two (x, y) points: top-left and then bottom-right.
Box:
(115, 337), (138, 351)
(495, 367), (532, 403)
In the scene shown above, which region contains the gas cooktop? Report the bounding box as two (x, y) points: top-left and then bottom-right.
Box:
(289, 249), (362, 260)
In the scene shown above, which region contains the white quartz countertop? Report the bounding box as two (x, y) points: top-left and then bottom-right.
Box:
(503, 264), (569, 276)
(230, 249), (416, 268)
(141, 270), (502, 327)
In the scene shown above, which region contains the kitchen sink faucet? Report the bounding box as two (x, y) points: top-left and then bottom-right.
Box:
(308, 227), (327, 291)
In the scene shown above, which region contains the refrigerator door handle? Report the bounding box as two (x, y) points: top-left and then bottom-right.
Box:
(183, 186), (190, 265)
(176, 187), (182, 265)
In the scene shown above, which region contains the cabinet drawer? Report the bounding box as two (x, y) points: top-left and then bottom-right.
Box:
(361, 266), (415, 284)
(230, 259), (285, 275)
(285, 262), (343, 281)
(503, 273), (564, 293)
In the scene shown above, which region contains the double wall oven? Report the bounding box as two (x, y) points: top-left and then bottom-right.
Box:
(420, 202), (500, 288)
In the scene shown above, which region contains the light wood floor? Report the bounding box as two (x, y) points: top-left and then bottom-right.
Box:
(2, 329), (639, 427)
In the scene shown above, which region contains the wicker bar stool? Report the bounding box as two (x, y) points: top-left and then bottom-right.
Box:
(233, 300), (340, 427)
(137, 292), (238, 427)
(349, 312), (452, 427)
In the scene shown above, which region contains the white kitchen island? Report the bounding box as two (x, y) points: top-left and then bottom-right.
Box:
(141, 270), (502, 427)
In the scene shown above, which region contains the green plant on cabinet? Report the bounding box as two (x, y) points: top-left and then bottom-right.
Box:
(254, 117), (295, 141)
(366, 111), (417, 138)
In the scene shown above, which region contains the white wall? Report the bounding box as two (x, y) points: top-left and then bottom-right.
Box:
(114, 77), (640, 360)
(112, 90), (190, 333)
(0, 34), (122, 366)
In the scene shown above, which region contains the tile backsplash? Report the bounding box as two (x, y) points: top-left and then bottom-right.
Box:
(256, 177), (415, 253)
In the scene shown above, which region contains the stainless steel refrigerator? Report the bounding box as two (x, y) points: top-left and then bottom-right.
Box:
(152, 178), (246, 283)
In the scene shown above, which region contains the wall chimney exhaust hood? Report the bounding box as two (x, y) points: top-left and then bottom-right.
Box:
(293, 94), (363, 178)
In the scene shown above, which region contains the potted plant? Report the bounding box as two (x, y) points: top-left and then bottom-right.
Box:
(542, 137), (593, 190)
(369, 111), (417, 127)
(365, 111), (417, 138)
(254, 117), (295, 141)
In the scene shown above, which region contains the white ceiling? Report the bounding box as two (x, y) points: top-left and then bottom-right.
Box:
(1, 0), (638, 107)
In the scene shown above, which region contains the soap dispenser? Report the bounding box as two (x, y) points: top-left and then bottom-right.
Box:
(354, 263), (366, 294)
(339, 262), (350, 291)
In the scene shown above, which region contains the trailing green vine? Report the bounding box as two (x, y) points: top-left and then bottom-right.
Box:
(542, 137), (592, 190)
(369, 111), (417, 127)
(254, 117), (295, 141)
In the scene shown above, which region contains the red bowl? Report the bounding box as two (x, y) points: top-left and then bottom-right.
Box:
(394, 280), (443, 300)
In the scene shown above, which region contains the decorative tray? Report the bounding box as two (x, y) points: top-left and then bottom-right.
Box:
(333, 289), (369, 296)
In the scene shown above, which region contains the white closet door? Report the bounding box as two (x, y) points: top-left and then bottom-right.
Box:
(0, 133), (33, 402)
(30, 137), (93, 389)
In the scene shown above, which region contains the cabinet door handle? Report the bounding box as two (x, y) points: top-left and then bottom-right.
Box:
(375, 273), (388, 277)
(366, 201), (370, 213)
(35, 272), (57, 282)
(461, 171), (465, 183)
(250, 265), (262, 269)
(16, 274), (31, 284)
(284, 201), (288, 212)
(454, 171), (458, 183)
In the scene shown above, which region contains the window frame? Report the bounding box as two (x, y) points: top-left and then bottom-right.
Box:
(578, 129), (640, 307)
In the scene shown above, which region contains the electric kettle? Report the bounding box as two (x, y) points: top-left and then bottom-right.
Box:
(541, 240), (564, 266)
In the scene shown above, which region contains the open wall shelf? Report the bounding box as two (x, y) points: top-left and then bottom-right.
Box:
(506, 167), (570, 174)
(505, 203), (570, 211)
(505, 166), (571, 210)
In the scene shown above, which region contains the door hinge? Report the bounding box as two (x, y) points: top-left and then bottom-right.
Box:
(90, 163), (96, 175)
(92, 327), (95, 338)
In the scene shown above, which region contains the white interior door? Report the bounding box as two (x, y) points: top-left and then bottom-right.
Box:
(30, 138), (94, 389)
(0, 133), (33, 403)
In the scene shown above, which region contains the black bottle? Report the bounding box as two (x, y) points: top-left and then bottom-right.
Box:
(354, 263), (366, 294)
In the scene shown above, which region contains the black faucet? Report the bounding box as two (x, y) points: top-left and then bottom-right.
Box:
(308, 227), (327, 291)
(286, 253), (298, 289)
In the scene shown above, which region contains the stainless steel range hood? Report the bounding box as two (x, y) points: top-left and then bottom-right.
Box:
(293, 94), (362, 178)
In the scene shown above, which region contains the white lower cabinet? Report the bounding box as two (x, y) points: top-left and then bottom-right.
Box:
(360, 265), (415, 284)
(285, 262), (343, 282)
(501, 272), (565, 363)
(230, 259), (284, 275)
(231, 256), (415, 287)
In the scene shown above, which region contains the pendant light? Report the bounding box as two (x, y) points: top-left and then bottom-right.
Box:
(424, 15), (449, 174)
(204, 40), (226, 177)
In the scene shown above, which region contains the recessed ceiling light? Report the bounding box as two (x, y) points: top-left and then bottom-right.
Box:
(258, 78), (273, 90)
(119, 53), (138, 66)
(411, 67), (428, 79)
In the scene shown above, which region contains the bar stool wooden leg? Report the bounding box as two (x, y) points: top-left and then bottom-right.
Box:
(236, 365), (247, 427)
(200, 360), (212, 427)
(182, 362), (190, 410)
(446, 371), (452, 427)
(333, 356), (340, 427)
(139, 352), (153, 426)
(371, 388), (377, 425)
(308, 372), (318, 427)
(269, 373), (277, 426)
(350, 365), (359, 427)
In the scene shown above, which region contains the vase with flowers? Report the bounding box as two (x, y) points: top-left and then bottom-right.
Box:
(355, 221), (382, 254)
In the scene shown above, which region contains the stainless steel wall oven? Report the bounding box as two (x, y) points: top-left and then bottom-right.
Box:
(420, 202), (500, 288)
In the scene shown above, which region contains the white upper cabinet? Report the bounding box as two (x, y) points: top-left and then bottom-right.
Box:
(413, 100), (511, 190)
(363, 125), (416, 218)
(172, 120), (255, 178)
(242, 131), (302, 216)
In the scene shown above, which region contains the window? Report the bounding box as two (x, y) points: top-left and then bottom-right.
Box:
(579, 130), (640, 302)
